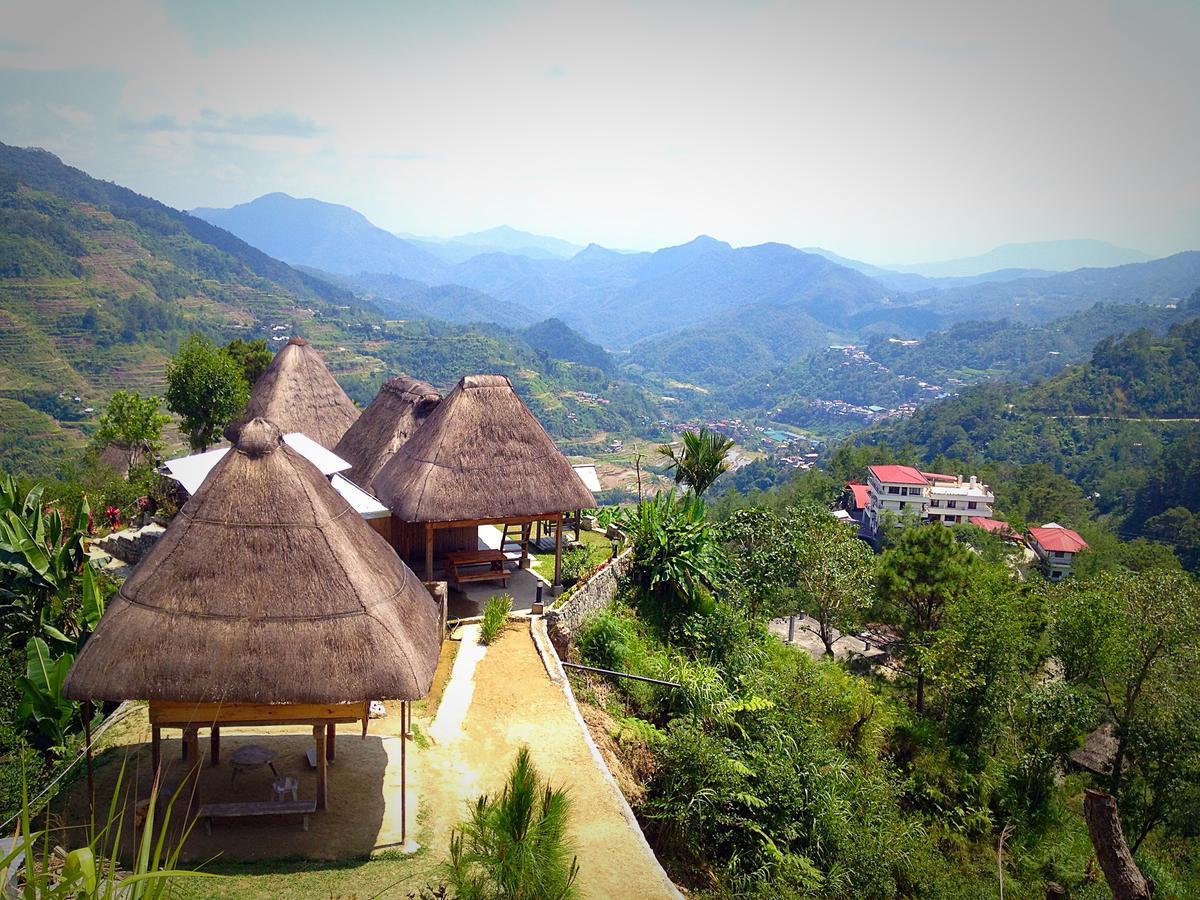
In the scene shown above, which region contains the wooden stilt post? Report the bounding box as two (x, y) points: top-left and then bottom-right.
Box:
(151, 725), (161, 775)
(425, 522), (434, 581)
(401, 707), (407, 844)
(210, 725), (220, 766)
(326, 722), (336, 762)
(83, 701), (94, 824)
(553, 512), (564, 587)
(313, 725), (328, 810)
(183, 725), (199, 764)
(520, 522), (530, 568)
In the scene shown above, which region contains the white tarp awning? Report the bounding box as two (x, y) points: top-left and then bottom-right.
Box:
(330, 474), (390, 520)
(163, 434), (352, 496)
(572, 463), (601, 493)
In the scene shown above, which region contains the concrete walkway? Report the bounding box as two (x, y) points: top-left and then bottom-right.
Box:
(421, 623), (680, 900)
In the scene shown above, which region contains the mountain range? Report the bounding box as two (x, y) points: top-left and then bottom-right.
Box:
(193, 194), (1195, 357)
(0, 143), (662, 476)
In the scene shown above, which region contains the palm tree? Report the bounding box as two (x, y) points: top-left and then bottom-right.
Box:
(657, 427), (734, 496)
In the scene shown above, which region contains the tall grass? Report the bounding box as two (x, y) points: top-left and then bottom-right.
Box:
(0, 758), (215, 897)
(480, 594), (512, 645)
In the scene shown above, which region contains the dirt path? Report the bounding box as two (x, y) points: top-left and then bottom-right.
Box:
(418, 622), (680, 900)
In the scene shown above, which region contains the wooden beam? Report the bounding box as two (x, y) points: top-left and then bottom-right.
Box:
(313, 725), (328, 811)
(326, 722), (336, 762)
(553, 512), (564, 587)
(151, 725), (161, 775)
(425, 522), (434, 581)
(209, 726), (220, 766)
(150, 700), (367, 726)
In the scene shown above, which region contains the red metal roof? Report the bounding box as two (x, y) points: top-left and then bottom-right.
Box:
(1029, 525), (1089, 553)
(968, 517), (1020, 539)
(845, 482), (871, 509)
(868, 464), (928, 486)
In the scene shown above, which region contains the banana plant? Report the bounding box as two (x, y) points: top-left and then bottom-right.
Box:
(0, 472), (94, 653)
(15, 637), (78, 754)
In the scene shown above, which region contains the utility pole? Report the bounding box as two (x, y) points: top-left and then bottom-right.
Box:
(635, 451), (643, 500)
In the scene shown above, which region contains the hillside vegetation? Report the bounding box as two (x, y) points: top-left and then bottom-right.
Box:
(0, 144), (664, 476)
(860, 310), (1200, 568)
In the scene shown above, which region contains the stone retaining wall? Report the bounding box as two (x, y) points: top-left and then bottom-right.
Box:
(96, 522), (165, 565)
(544, 547), (633, 657)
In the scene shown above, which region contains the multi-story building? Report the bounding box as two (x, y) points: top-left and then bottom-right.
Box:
(864, 465), (995, 532)
(924, 472), (994, 524)
(1027, 523), (1089, 580)
(865, 465), (932, 532)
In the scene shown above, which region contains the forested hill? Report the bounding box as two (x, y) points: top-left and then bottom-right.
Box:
(1023, 314), (1200, 417)
(0, 143), (663, 477)
(863, 301), (1200, 567)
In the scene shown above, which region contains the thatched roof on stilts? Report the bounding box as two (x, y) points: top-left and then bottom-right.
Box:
(226, 337), (360, 450)
(372, 374), (595, 523)
(334, 375), (441, 489)
(64, 418), (441, 704)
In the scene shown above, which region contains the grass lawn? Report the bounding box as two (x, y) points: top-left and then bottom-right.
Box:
(527, 526), (615, 580)
(177, 851), (442, 899)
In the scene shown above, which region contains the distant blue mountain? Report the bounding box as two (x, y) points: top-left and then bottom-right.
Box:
(890, 239), (1153, 278)
(192, 193), (447, 280)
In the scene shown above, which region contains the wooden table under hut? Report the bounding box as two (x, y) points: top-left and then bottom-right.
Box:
(63, 418), (442, 838)
(371, 374), (596, 589)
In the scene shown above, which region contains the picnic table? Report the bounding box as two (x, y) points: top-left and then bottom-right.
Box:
(229, 744), (279, 783)
(446, 549), (510, 588)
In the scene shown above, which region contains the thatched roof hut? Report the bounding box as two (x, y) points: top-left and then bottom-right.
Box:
(374, 374), (593, 523)
(226, 337), (360, 450)
(64, 418), (441, 705)
(373, 375), (595, 582)
(334, 375), (441, 489)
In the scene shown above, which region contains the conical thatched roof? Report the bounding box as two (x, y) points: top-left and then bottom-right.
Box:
(334, 375), (441, 489)
(373, 374), (595, 523)
(64, 418), (441, 704)
(226, 337), (360, 450)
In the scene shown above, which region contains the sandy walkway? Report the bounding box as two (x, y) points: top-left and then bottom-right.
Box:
(420, 622), (680, 900)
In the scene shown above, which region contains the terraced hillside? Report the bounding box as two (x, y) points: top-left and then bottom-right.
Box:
(0, 144), (664, 476)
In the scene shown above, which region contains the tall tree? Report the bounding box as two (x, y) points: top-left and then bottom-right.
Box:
(658, 427), (735, 497)
(877, 525), (974, 713)
(223, 337), (274, 387)
(165, 334), (249, 452)
(1052, 568), (1200, 841)
(786, 504), (876, 657)
(92, 390), (169, 470)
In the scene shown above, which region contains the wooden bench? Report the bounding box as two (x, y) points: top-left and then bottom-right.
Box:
(198, 799), (317, 834)
(446, 549), (510, 588)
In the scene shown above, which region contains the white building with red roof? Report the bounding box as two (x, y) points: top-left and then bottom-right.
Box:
(865, 465), (931, 532)
(1027, 523), (1090, 580)
(865, 465), (995, 534)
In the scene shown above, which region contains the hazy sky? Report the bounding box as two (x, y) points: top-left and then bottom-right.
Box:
(1, 0), (1197, 261)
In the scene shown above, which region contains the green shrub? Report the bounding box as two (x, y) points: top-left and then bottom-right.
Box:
(480, 594), (512, 645)
(576, 609), (634, 671)
(560, 545), (592, 588)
